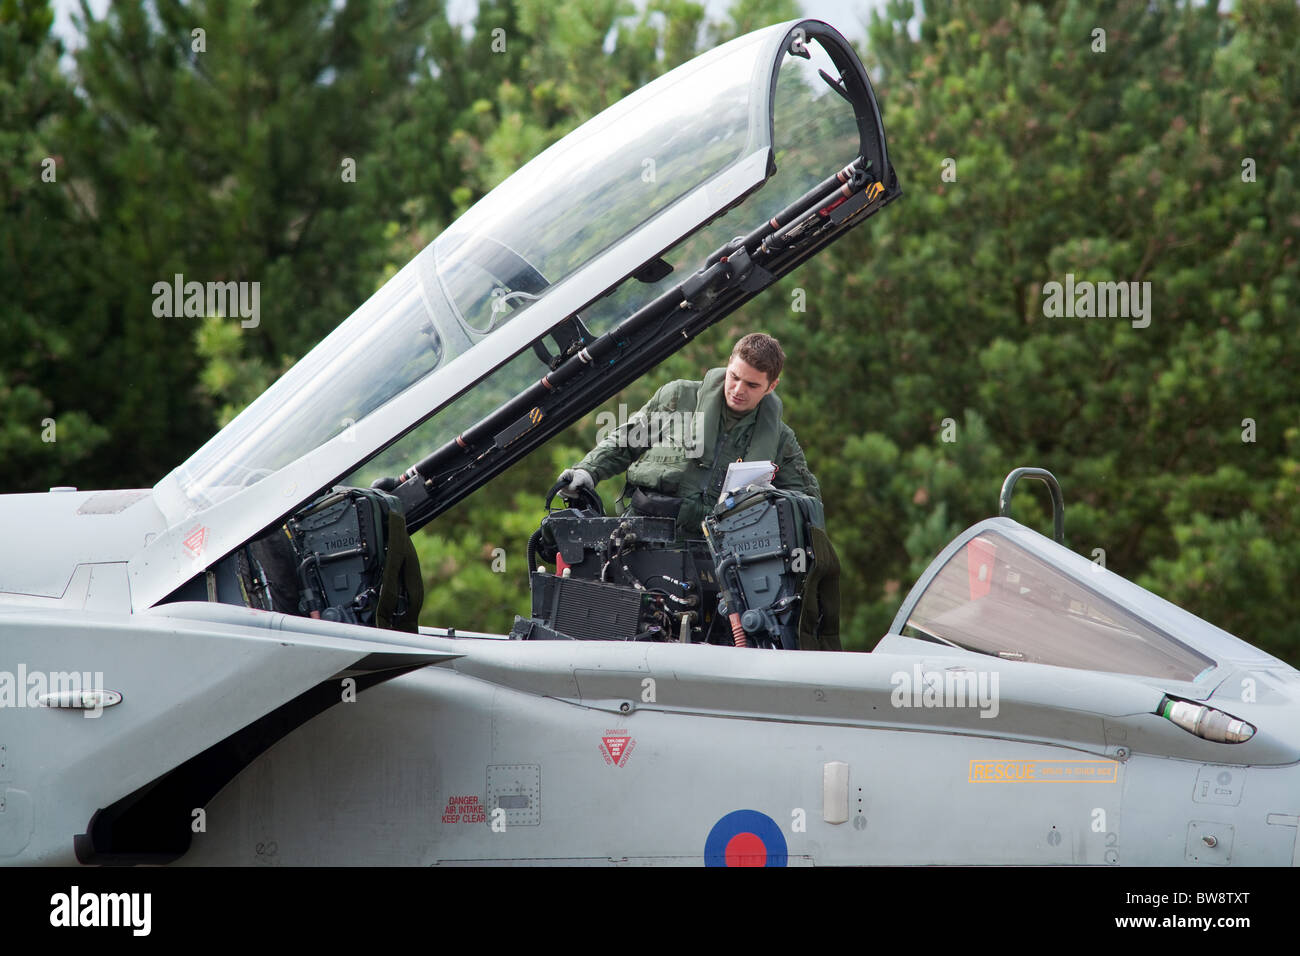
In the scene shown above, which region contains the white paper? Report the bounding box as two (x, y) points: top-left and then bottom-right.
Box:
(719, 460), (776, 500)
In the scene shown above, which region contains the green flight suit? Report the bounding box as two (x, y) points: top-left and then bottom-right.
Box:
(574, 367), (822, 539)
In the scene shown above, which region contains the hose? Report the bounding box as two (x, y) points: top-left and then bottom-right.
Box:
(730, 612), (748, 648)
(527, 528), (544, 573)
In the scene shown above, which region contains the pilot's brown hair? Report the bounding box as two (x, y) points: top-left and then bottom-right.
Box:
(731, 333), (784, 384)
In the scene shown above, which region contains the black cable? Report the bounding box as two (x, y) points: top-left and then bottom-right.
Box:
(527, 528), (544, 573)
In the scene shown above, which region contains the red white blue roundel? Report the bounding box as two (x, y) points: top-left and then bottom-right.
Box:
(704, 809), (788, 867)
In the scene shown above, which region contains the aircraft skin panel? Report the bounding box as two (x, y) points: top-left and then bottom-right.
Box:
(433, 638), (1300, 765)
(1, 608), (457, 865)
(0, 490), (164, 599)
(11, 615), (1294, 865)
(175, 657), (1300, 866)
(1118, 756), (1299, 866)
(143, 599), (464, 654)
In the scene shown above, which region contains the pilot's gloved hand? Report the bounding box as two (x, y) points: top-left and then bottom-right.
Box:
(558, 467), (595, 495)
(743, 479), (775, 494)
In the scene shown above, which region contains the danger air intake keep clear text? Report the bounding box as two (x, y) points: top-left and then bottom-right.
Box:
(441, 794), (486, 824)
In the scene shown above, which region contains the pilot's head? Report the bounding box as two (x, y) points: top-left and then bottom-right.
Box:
(724, 333), (783, 412)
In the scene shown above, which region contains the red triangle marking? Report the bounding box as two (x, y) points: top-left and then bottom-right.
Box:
(602, 736), (630, 765)
(183, 525), (208, 556)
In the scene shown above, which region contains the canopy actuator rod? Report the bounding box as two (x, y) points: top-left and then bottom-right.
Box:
(709, 157), (869, 266)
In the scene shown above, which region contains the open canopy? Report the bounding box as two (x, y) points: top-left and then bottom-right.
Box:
(135, 19), (899, 610)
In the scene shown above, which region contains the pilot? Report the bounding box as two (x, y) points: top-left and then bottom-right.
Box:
(557, 332), (821, 540)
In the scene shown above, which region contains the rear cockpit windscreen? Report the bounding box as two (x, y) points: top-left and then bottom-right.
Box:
(902, 530), (1216, 681)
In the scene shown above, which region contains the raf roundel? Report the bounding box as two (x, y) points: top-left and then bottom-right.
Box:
(704, 810), (788, 867)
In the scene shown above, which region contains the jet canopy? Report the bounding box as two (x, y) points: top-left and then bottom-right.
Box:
(136, 19), (899, 610)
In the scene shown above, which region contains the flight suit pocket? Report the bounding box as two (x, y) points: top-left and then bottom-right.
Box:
(629, 445), (691, 495)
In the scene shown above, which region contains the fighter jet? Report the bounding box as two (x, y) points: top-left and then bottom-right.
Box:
(4, 19), (1298, 867)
